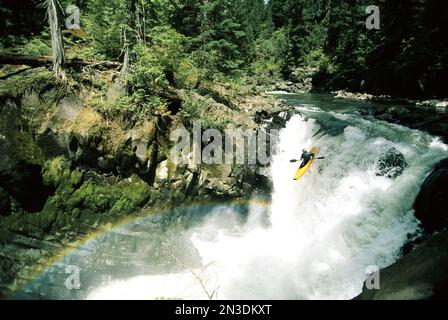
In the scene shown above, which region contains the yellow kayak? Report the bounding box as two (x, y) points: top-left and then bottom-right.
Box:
(293, 146), (317, 180)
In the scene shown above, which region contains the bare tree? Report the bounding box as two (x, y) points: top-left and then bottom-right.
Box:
(121, 0), (137, 83)
(170, 248), (219, 300)
(46, 0), (65, 79)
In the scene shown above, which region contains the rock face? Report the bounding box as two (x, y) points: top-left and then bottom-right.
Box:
(414, 158), (448, 233)
(289, 67), (317, 92)
(355, 229), (448, 300)
(0, 162), (51, 213)
(334, 90), (374, 101)
(0, 82), (53, 212)
(56, 95), (82, 121)
(375, 147), (407, 179)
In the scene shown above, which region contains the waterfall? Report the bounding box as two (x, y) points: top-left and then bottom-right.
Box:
(87, 109), (447, 300)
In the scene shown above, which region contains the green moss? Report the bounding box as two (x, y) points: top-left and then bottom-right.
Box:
(42, 157), (84, 189)
(0, 69), (65, 132)
(60, 176), (149, 222)
(110, 179), (151, 215)
(69, 169), (84, 188)
(44, 168), (150, 228)
(42, 157), (70, 187)
(0, 69), (57, 99)
(14, 128), (45, 165)
(6, 203), (59, 237)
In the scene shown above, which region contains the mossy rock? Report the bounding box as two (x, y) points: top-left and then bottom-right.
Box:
(0, 68), (64, 132)
(42, 157), (83, 190)
(0, 68), (56, 99)
(44, 166), (150, 227)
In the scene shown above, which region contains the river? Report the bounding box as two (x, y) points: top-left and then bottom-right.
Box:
(16, 93), (448, 300)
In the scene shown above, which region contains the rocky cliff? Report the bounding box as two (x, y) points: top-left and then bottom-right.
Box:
(0, 67), (289, 298)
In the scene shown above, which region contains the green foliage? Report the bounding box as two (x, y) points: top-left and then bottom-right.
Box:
(114, 91), (165, 120)
(180, 96), (231, 131)
(84, 0), (128, 59)
(175, 57), (200, 89)
(250, 28), (288, 83)
(303, 49), (334, 73)
(16, 36), (51, 56)
(129, 27), (198, 91)
(3, 0), (445, 97)
(130, 44), (170, 89)
(179, 97), (203, 125)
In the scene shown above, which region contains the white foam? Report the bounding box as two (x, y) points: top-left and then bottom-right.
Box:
(87, 113), (447, 300)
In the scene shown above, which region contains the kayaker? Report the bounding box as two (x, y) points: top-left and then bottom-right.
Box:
(299, 149), (315, 168)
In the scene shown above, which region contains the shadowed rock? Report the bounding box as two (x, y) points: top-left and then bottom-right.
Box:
(355, 230), (448, 300)
(414, 158), (448, 233)
(376, 147), (407, 179)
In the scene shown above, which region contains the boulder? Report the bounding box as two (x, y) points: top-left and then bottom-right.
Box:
(56, 95), (82, 122)
(130, 120), (157, 163)
(355, 229), (448, 300)
(376, 147), (407, 179)
(155, 160), (169, 184)
(334, 90), (374, 100)
(414, 158), (448, 233)
(289, 67), (317, 92)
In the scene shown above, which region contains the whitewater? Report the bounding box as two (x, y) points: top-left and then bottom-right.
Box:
(87, 103), (447, 300)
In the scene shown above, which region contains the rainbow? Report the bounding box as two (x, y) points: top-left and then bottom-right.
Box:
(12, 198), (271, 299)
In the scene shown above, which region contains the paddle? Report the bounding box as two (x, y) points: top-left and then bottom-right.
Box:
(290, 157), (325, 163)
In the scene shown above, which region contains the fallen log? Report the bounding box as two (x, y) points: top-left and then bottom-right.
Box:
(0, 53), (122, 70)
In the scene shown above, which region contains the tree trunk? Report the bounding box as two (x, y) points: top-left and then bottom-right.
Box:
(47, 0), (65, 79)
(121, 0), (137, 83)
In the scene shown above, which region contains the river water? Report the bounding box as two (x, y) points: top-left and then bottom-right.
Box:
(16, 93), (448, 300)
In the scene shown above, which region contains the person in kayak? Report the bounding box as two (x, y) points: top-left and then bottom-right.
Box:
(299, 149), (315, 168)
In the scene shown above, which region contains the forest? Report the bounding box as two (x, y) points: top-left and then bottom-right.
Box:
(1, 0), (447, 99)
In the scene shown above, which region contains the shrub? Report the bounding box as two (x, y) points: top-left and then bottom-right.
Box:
(174, 57), (200, 89)
(180, 96), (230, 131)
(17, 36), (51, 56)
(129, 27), (200, 91)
